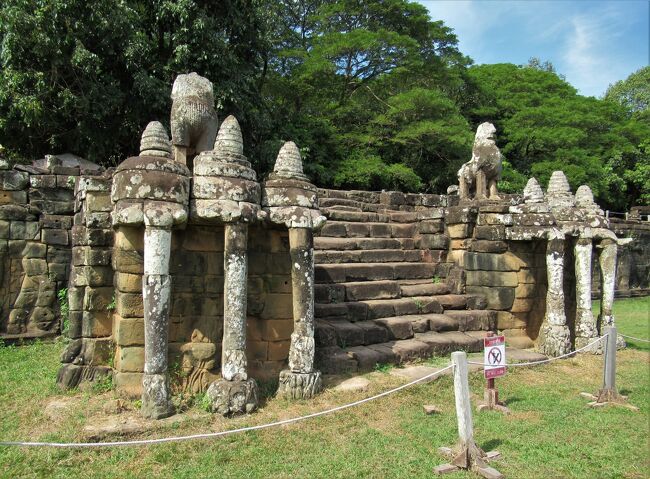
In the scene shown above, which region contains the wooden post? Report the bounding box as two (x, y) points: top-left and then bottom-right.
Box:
(452, 351), (474, 448)
(597, 326), (618, 402)
(435, 351), (503, 478)
(583, 326), (637, 410)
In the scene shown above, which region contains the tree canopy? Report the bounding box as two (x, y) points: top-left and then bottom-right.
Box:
(0, 0), (647, 209)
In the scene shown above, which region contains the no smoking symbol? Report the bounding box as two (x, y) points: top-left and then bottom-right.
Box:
(488, 347), (502, 365)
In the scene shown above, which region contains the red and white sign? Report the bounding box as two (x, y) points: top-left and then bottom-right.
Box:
(484, 335), (506, 379)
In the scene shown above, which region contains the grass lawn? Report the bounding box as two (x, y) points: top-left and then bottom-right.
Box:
(0, 297), (648, 479)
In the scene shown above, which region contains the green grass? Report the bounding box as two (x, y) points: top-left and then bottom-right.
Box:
(594, 296), (650, 351)
(0, 297), (648, 479)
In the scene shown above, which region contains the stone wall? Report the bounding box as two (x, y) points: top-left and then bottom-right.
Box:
(0, 160), (88, 338)
(446, 204), (547, 348)
(111, 222), (292, 397)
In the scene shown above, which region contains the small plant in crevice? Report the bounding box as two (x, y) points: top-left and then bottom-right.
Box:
(413, 298), (424, 312)
(431, 275), (442, 284)
(106, 295), (116, 311)
(57, 288), (69, 336)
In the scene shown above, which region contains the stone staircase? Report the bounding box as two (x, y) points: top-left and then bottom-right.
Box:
(313, 190), (497, 374)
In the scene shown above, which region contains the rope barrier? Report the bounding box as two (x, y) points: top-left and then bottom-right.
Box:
(0, 365), (454, 448)
(467, 335), (606, 368)
(619, 333), (650, 343)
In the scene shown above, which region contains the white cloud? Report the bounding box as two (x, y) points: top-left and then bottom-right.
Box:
(562, 6), (635, 96)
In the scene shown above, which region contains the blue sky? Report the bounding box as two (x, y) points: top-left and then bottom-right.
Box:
(420, 0), (649, 97)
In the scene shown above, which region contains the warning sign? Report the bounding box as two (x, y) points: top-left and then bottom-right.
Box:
(484, 335), (506, 379)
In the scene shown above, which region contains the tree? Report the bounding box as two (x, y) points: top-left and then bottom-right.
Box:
(0, 0), (270, 165)
(467, 63), (650, 209)
(604, 66), (650, 118)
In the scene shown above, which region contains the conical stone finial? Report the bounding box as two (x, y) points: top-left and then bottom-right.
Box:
(546, 170), (574, 208)
(273, 141), (308, 180)
(214, 115), (243, 156)
(575, 185), (603, 216)
(140, 121), (172, 158)
(523, 177), (544, 204)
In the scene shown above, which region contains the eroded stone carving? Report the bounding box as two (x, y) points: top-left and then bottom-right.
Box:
(458, 122), (503, 201)
(523, 178), (544, 204)
(170, 72), (218, 165)
(546, 171), (574, 208)
(140, 121), (172, 159)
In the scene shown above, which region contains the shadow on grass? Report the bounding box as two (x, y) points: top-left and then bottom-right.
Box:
(481, 439), (503, 451)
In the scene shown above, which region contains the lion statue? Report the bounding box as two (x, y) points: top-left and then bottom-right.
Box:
(170, 72), (218, 166)
(457, 122), (502, 201)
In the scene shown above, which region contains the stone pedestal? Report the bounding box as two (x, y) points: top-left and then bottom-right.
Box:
(574, 237), (599, 351)
(206, 378), (259, 415)
(540, 232), (571, 356)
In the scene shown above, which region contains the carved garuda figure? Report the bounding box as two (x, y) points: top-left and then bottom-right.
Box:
(170, 72), (218, 166)
(457, 122), (502, 201)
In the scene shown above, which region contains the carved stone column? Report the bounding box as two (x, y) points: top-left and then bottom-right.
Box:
(574, 236), (598, 350)
(540, 230), (571, 356)
(111, 122), (190, 418)
(598, 238), (617, 331)
(195, 116), (263, 415)
(263, 142), (326, 399)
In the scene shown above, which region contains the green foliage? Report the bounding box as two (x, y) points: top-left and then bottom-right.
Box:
(431, 276), (442, 284)
(373, 362), (392, 373)
(0, 0), (647, 209)
(57, 288), (69, 336)
(604, 66), (650, 117)
(106, 295), (116, 312)
(333, 153), (422, 191)
(91, 373), (112, 394)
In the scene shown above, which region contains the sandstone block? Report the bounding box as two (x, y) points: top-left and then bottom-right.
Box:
(267, 340), (290, 361)
(474, 225), (506, 241)
(466, 270), (518, 287)
(0, 190), (27, 205)
(116, 292), (144, 318)
(466, 286), (515, 310)
(41, 228), (68, 245)
(115, 346), (145, 373)
(447, 223), (472, 239)
(81, 310), (113, 337)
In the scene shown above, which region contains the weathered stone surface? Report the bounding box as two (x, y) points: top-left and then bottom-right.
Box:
(140, 121), (172, 158)
(546, 170), (574, 208)
(170, 72), (218, 157)
(333, 376), (370, 392)
(112, 159), (190, 205)
(458, 122), (503, 201)
(466, 286), (515, 310)
(206, 378), (259, 415)
(277, 370), (322, 399)
(0, 170), (29, 190)
(523, 177), (544, 203)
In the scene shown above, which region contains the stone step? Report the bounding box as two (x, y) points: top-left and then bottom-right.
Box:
(314, 249), (425, 264)
(315, 331), (486, 373)
(315, 280), (401, 303)
(399, 282), (451, 297)
(315, 296), (445, 321)
(315, 262), (437, 283)
(444, 310), (497, 331)
(322, 209), (390, 223)
(314, 236), (415, 251)
(319, 221), (415, 239)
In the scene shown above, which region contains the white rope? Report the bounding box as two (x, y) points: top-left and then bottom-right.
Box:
(468, 335), (606, 368)
(0, 364), (454, 448)
(619, 333), (650, 343)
